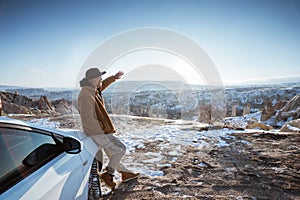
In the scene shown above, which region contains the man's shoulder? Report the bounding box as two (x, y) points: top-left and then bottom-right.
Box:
(79, 87), (95, 98)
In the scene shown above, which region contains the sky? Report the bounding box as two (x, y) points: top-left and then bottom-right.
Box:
(0, 0), (300, 88)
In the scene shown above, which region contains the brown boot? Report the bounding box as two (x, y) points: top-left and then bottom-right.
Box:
(100, 172), (116, 189)
(121, 172), (140, 183)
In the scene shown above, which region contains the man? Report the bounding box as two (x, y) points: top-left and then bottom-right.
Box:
(78, 68), (139, 189)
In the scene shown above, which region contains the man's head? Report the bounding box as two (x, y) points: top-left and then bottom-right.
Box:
(85, 68), (106, 79)
(85, 68), (106, 88)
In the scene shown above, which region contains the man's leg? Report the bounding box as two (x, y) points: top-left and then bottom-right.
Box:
(92, 134), (126, 188)
(104, 134), (139, 182)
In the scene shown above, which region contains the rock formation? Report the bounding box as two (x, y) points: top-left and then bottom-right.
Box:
(274, 95), (300, 123)
(280, 118), (300, 132)
(38, 95), (54, 112)
(199, 105), (211, 123)
(52, 99), (78, 115)
(246, 119), (274, 130)
(231, 103), (237, 117)
(261, 100), (287, 121)
(243, 103), (251, 115)
(2, 101), (34, 114)
(0, 91), (74, 115)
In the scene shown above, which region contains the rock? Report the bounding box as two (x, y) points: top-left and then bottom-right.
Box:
(52, 99), (77, 115)
(0, 92), (40, 115)
(223, 111), (263, 130)
(38, 95), (54, 111)
(0, 91), (75, 115)
(1, 91), (37, 107)
(2, 101), (34, 114)
(261, 100), (287, 121)
(243, 103), (251, 115)
(245, 117), (274, 130)
(231, 103), (237, 117)
(275, 95), (300, 123)
(246, 121), (274, 131)
(280, 118), (300, 132)
(199, 105), (211, 123)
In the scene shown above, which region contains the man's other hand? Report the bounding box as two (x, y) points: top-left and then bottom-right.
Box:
(114, 71), (124, 80)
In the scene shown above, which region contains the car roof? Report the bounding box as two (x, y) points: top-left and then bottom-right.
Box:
(0, 116), (78, 138)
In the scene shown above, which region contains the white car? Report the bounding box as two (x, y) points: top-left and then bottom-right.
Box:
(0, 116), (102, 200)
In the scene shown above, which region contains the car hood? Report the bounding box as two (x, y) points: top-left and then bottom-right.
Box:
(0, 116), (88, 140)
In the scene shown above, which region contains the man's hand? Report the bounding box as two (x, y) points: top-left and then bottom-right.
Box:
(114, 71), (124, 80)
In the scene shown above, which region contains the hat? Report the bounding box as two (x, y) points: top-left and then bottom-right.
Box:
(85, 68), (106, 79)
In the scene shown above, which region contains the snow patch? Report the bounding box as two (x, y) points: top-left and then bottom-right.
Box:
(29, 118), (60, 129)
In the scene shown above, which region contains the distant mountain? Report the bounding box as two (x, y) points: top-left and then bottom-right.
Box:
(0, 85), (77, 100)
(103, 80), (198, 93)
(0, 85), (27, 91)
(233, 76), (300, 86)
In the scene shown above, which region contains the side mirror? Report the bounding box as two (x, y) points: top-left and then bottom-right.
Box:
(63, 137), (82, 154)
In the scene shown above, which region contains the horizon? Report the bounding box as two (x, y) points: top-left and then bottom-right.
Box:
(1, 0), (300, 88)
(1, 76), (300, 91)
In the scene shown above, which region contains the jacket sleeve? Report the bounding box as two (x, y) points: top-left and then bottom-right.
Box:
(101, 76), (116, 91)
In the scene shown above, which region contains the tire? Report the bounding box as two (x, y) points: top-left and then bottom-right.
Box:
(88, 158), (102, 200)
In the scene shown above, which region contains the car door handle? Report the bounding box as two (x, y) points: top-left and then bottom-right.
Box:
(83, 160), (88, 166)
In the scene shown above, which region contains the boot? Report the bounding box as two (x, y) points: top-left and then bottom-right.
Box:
(100, 172), (116, 189)
(121, 172), (140, 183)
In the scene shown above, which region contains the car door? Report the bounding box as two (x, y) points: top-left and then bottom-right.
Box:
(0, 125), (84, 200)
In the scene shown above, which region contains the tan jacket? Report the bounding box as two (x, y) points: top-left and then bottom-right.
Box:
(78, 76), (116, 135)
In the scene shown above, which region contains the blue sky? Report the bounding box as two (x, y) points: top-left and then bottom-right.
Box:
(0, 0), (299, 87)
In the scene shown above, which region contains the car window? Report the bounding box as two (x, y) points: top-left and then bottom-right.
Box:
(0, 127), (63, 194)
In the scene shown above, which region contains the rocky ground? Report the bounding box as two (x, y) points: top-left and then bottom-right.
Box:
(14, 114), (300, 200)
(109, 132), (299, 200)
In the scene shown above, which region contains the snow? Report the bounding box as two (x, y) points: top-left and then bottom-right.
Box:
(29, 118), (60, 129)
(223, 111), (262, 128)
(286, 124), (300, 132)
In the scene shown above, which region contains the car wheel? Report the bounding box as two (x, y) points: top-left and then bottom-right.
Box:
(88, 158), (102, 200)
